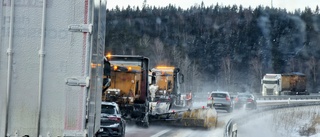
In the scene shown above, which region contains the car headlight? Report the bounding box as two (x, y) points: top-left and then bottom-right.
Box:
(99, 128), (104, 132)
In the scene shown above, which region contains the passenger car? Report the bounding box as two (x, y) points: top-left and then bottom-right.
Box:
(98, 102), (126, 137)
(234, 93), (257, 110)
(207, 91), (234, 113)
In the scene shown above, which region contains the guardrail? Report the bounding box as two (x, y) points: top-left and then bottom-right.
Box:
(224, 101), (320, 137)
(193, 93), (320, 101)
(256, 95), (320, 100)
(224, 119), (237, 137)
(234, 101), (320, 127)
(257, 101), (320, 111)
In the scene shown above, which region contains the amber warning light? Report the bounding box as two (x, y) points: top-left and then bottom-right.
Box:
(106, 53), (112, 59)
(113, 66), (118, 70)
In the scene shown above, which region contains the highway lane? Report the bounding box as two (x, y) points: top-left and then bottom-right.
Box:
(126, 99), (320, 137)
(126, 101), (246, 137)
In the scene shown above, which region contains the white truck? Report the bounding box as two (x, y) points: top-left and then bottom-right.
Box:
(261, 74), (282, 96)
(0, 0), (106, 136)
(261, 73), (308, 96)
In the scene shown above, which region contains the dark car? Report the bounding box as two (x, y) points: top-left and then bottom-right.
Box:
(234, 94), (257, 110)
(97, 102), (126, 137)
(207, 91), (234, 113)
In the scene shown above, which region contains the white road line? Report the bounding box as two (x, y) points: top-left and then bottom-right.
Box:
(172, 130), (192, 137)
(150, 129), (171, 137)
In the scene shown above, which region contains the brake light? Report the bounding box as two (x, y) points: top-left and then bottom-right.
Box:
(108, 117), (121, 122)
(247, 98), (253, 102)
(208, 97), (212, 100)
(226, 96), (230, 101)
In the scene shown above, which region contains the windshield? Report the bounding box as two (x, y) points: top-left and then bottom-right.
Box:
(211, 93), (227, 98)
(238, 94), (252, 98)
(263, 80), (278, 84)
(101, 105), (116, 114)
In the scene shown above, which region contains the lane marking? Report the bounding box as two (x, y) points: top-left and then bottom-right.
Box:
(173, 130), (192, 137)
(150, 129), (171, 137)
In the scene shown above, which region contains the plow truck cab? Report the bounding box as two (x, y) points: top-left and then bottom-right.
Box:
(103, 55), (150, 127)
(149, 66), (192, 110)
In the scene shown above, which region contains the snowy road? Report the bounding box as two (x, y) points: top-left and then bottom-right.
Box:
(125, 99), (320, 137)
(126, 101), (243, 137)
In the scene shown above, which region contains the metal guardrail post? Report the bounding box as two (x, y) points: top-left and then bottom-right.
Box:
(224, 119), (237, 137)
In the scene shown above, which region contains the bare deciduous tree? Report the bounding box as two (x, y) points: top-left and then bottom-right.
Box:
(307, 56), (318, 90)
(250, 57), (263, 92)
(221, 56), (232, 91)
(152, 38), (168, 65)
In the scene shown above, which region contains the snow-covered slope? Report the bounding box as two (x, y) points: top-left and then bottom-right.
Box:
(237, 106), (320, 137)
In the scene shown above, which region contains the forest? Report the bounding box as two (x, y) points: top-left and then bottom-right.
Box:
(105, 2), (320, 94)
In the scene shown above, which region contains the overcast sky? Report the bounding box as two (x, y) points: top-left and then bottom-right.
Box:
(106, 0), (319, 12)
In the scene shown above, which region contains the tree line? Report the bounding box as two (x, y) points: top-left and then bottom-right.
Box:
(105, 3), (320, 93)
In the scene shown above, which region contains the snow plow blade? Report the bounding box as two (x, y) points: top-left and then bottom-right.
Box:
(181, 108), (217, 128)
(166, 108), (218, 128)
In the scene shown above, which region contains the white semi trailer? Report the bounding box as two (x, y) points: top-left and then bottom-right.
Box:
(261, 73), (308, 96)
(0, 0), (106, 136)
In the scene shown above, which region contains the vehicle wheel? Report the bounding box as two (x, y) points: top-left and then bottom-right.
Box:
(142, 121), (149, 128)
(120, 132), (125, 137)
(121, 125), (126, 137)
(95, 133), (102, 137)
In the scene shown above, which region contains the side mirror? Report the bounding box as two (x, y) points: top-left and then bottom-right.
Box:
(179, 74), (184, 84)
(151, 72), (156, 84)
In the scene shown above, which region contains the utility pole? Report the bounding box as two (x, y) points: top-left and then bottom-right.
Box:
(271, 0), (273, 8)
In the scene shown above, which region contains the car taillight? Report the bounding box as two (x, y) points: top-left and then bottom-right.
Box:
(108, 117), (121, 122)
(226, 96), (230, 101)
(247, 98), (253, 102)
(208, 97), (212, 100)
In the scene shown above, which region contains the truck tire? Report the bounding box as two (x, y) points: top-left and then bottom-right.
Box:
(135, 116), (149, 128)
(143, 121), (149, 128)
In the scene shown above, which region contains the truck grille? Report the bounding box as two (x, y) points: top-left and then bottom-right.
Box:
(266, 89), (273, 95)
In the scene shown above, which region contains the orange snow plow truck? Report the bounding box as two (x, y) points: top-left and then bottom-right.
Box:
(102, 55), (218, 128)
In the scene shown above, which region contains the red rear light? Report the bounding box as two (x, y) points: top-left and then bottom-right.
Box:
(208, 97), (212, 100)
(247, 98), (253, 102)
(226, 96), (230, 101)
(108, 117), (121, 122)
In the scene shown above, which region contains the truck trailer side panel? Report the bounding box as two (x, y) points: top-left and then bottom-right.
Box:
(0, 0), (106, 136)
(281, 75), (291, 91)
(282, 73), (307, 94)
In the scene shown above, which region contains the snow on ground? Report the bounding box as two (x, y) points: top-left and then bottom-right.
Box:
(237, 105), (320, 137)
